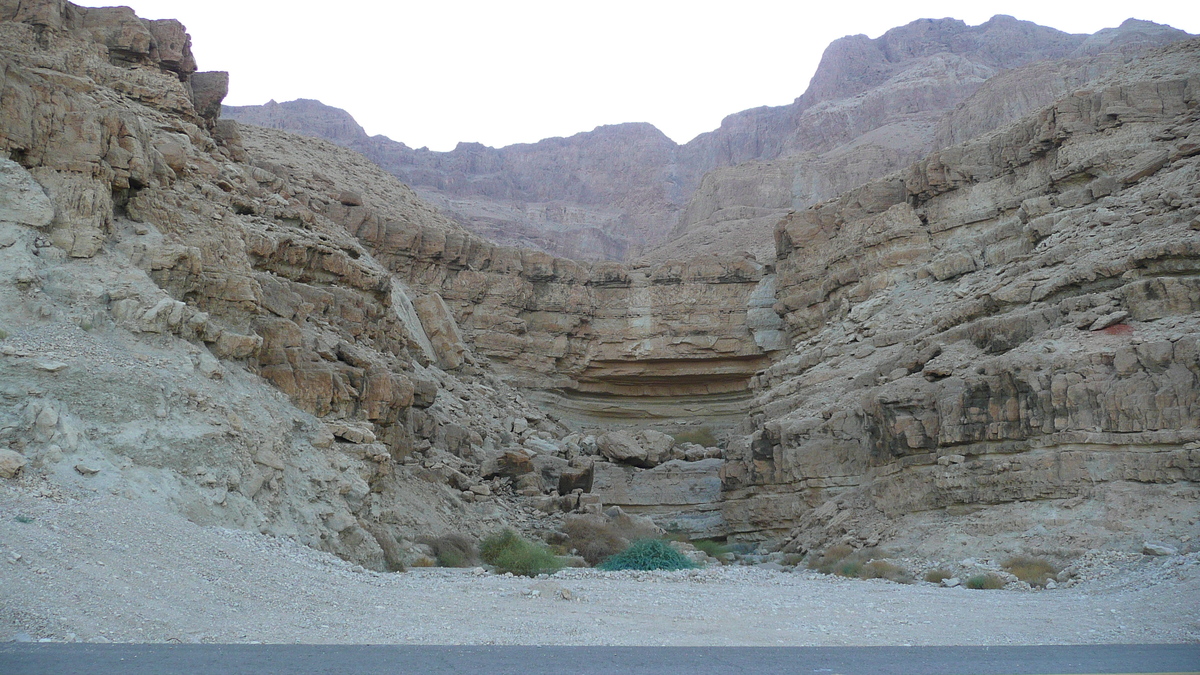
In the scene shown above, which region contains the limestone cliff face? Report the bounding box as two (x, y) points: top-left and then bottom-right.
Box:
(4, 1), (1198, 562)
(233, 122), (784, 426)
(722, 40), (1200, 556)
(0, 0), (579, 570)
(643, 17), (1192, 266)
(224, 17), (1190, 272)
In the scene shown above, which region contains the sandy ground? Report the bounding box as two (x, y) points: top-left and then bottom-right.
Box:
(2, 482), (1198, 646)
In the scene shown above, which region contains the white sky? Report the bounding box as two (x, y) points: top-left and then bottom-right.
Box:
(76, 1), (1199, 151)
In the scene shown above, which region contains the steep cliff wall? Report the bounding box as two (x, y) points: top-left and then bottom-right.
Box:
(721, 40), (1200, 557)
(0, 0), (586, 570)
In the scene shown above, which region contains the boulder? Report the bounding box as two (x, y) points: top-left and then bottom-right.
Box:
(0, 450), (27, 478)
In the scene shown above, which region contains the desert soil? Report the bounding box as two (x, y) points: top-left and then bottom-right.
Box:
(1, 481), (1197, 646)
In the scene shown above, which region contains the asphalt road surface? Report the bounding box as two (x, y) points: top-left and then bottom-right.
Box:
(1, 643), (1198, 674)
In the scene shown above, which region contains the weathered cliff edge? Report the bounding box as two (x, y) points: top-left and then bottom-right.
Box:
(225, 18), (1190, 266)
(723, 40), (1200, 556)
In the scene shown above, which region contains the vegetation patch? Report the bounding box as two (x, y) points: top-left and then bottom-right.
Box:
(671, 427), (718, 447)
(691, 539), (730, 561)
(480, 529), (563, 577)
(420, 533), (479, 568)
(1002, 555), (1058, 587)
(598, 539), (698, 571)
(14, 515), (33, 524)
(924, 569), (953, 584)
(562, 513), (660, 566)
(807, 545), (913, 583)
(965, 573), (1006, 590)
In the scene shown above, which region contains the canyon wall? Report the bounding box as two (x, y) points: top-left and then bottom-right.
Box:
(3, 1), (1197, 561)
(722, 40), (1200, 556)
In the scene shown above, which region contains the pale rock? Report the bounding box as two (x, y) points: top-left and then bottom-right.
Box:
(1141, 542), (1178, 556)
(0, 450), (27, 478)
(73, 462), (100, 476)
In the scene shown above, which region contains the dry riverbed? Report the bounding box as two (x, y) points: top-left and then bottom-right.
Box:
(2, 482), (1198, 646)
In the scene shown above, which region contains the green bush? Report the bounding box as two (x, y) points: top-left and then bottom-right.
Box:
(1002, 555), (1058, 587)
(965, 573), (1006, 590)
(479, 529), (563, 577)
(598, 539), (698, 571)
(563, 513), (659, 566)
(691, 539), (730, 560)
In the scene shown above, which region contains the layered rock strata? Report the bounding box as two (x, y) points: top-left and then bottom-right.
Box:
(0, 0), (591, 568)
(722, 40), (1200, 556)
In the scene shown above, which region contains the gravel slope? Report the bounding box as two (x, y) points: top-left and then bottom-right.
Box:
(2, 481), (1197, 646)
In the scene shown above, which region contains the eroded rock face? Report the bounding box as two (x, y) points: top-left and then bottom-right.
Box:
(0, 1), (578, 569)
(722, 39), (1200, 555)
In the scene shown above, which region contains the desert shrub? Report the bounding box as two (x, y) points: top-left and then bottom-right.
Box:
(1002, 555), (1058, 587)
(671, 427), (718, 447)
(479, 528), (563, 577)
(691, 539), (730, 560)
(563, 513), (660, 566)
(420, 533), (479, 568)
(0, 328), (8, 340)
(861, 559), (913, 583)
(598, 539), (698, 571)
(924, 569), (953, 584)
(806, 544), (856, 574)
(965, 573), (1006, 590)
(563, 516), (628, 566)
(807, 545), (912, 583)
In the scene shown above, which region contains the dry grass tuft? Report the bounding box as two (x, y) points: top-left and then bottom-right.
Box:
(924, 569), (953, 584)
(1002, 555), (1058, 587)
(807, 545), (912, 583)
(419, 533), (479, 568)
(965, 573), (1006, 590)
(563, 513), (660, 566)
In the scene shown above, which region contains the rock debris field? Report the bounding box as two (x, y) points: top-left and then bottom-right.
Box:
(2, 482), (1197, 646)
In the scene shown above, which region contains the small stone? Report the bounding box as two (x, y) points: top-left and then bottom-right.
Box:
(942, 577), (961, 588)
(33, 360), (68, 372)
(73, 462), (100, 476)
(1142, 542), (1178, 556)
(1190, 217), (1200, 231)
(1090, 311), (1129, 331)
(469, 484), (492, 497)
(1044, 579), (1057, 590)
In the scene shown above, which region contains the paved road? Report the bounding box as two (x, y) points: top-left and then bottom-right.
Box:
(1, 643), (1197, 674)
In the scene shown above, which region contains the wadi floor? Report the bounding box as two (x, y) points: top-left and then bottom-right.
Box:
(2, 482), (1197, 646)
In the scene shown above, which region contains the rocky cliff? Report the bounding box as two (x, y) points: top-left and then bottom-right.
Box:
(3, 1), (1197, 565)
(724, 39), (1200, 557)
(0, 0), (600, 570)
(225, 17), (1190, 268)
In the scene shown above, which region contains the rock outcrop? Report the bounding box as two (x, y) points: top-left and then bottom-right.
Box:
(722, 39), (1200, 557)
(0, 0), (586, 569)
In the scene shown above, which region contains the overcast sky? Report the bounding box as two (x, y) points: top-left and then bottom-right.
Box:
(76, 1), (1198, 151)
